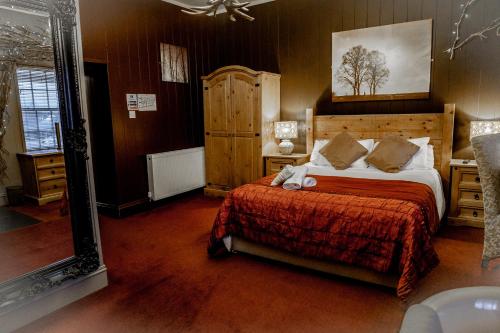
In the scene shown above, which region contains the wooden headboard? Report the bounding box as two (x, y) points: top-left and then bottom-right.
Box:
(306, 104), (455, 190)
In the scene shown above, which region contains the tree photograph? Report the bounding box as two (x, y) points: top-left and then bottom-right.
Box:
(332, 19), (432, 102)
(365, 50), (390, 95)
(335, 46), (390, 96)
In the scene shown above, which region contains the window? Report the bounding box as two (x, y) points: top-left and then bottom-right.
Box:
(16, 67), (61, 151)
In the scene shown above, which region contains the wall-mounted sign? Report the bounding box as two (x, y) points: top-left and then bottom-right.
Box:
(138, 94), (157, 112)
(126, 93), (138, 111)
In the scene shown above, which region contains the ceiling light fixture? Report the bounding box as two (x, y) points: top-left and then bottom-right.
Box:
(182, 0), (255, 22)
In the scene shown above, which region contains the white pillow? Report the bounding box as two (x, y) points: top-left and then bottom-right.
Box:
(427, 145), (435, 169)
(310, 139), (330, 166)
(403, 137), (430, 170)
(310, 138), (374, 168)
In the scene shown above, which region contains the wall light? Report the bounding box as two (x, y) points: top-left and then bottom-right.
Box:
(470, 121), (500, 140)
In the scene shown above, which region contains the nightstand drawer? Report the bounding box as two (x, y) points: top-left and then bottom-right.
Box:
(270, 161), (292, 171)
(457, 207), (484, 220)
(460, 172), (481, 186)
(458, 190), (484, 208)
(264, 154), (310, 176)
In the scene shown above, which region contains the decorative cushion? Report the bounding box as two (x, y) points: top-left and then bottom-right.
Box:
(310, 138), (374, 168)
(319, 132), (368, 170)
(366, 136), (420, 173)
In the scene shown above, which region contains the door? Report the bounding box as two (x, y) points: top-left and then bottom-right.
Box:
(204, 74), (232, 189)
(230, 73), (261, 187)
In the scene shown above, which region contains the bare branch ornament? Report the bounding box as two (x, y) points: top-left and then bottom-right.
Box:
(446, 0), (500, 60)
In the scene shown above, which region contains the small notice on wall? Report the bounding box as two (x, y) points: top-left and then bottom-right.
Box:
(137, 94), (157, 112)
(126, 94), (139, 111)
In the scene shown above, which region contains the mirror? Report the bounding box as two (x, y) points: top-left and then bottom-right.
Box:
(0, 4), (75, 284)
(0, 0), (101, 314)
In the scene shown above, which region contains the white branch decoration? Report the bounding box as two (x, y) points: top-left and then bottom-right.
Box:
(0, 23), (53, 62)
(446, 0), (500, 60)
(182, 0), (255, 22)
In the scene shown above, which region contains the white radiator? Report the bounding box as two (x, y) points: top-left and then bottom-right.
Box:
(146, 147), (206, 201)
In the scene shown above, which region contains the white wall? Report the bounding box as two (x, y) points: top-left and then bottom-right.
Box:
(0, 8), (51, 206)
(0, 83), (25, 206)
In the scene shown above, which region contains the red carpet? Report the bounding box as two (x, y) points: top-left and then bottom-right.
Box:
(0, 202), (72, 282)
(15, 192), (500, 333)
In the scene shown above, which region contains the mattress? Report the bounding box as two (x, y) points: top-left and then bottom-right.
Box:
(303, 163), (446, 219)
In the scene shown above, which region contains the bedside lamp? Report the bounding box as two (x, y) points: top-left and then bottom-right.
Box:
(275, 121), (298, 155)
(470, 121), (500, 139)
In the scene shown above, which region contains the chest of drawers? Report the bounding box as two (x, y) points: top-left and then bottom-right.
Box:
(448, 159), (484, 228)
(17, 150), (66, 206)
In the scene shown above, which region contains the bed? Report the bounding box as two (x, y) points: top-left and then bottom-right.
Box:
(208, 105), (455, 298)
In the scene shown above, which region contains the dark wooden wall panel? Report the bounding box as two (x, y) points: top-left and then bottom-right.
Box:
(80, 0), (214, 209)
(213, 0), (500, 159)
(80, 0), (500, 210)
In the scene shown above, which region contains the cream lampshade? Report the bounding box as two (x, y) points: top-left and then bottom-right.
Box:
(470, 121), (500, 140)
(275, 121), (298, 155)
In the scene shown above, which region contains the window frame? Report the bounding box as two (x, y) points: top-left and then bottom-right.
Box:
(15, 65), (61, 152)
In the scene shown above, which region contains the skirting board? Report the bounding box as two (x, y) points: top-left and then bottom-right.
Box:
(0, 265), (108, 333)
(96, 198), (150, 217)
(231, 237), (398, 289)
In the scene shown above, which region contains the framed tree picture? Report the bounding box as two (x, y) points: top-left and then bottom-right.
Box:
(332, 19), (432, 102)
(160, 43), (189, 83)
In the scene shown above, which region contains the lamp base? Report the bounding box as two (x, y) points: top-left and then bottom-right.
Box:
(278, 140), (294, 155)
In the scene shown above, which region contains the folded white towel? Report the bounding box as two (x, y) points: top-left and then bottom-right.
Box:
(302, 177), (317, 188)
(271, 165), (295, 186)
(283, 165), (308, 190)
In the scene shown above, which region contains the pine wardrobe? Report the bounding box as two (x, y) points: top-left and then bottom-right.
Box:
(202, 66), (280, 197)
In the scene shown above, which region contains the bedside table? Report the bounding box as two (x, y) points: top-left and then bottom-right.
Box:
(448, 159), (484, 228)
(264, 153), (310, 176)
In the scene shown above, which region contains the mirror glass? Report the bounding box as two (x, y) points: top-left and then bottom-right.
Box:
(0, 3), (74, 283)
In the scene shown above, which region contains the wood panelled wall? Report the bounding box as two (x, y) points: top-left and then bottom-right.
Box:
(212, 0), (500, 156)
(80, 0), (500, 211)
(80, 0), (217, 211)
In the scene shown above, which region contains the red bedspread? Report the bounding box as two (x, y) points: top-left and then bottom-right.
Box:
(208, 175), (440, 298)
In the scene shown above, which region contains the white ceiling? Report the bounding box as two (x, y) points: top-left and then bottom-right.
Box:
(162, 0), (274, 10)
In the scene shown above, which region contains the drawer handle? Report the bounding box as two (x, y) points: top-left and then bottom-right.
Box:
(279, 165), (284, 170)
(53, 185), (58, 189)
(49, 159), (54, 163)
(475, 176), (480, 183)
(474, 193), (480, 200)
(51, 170), (55, 175)
(473, 211), (478, 218)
